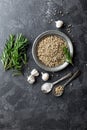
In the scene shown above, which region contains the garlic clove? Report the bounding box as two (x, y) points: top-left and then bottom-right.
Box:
(31, 69), (39, 76)
(41, 72), (49, 81)
(27, 75), (35, 84)
(55, 20), (63, 28)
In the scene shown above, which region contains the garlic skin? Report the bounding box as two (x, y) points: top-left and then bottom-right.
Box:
(55, 20), (63, 28)
(27, 75), (35, 84)
(41, 72), (49, 81)
(31, 69), (39, 76)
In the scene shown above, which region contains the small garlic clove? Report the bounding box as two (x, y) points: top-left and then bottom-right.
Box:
(41, 72), (49, 81)
(31, 69), (39, 76)
(55, 20), (63, 28)
(27, 75), (35, 84)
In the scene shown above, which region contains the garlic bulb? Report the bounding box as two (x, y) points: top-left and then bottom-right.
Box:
(55, 20), (63, 28)
(27, 75), (35, 84)
(41, 72), (49, 81)
(31, 69), (39, 76)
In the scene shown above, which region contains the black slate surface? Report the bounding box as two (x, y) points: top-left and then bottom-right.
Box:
(0, 0), (87, 130)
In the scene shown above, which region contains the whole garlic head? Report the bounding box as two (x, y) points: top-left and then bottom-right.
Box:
(31, 69), (39, 76)
(55, 20), (63, 28)
(27, 75), (35, 84)
(41, 72), (49, 81)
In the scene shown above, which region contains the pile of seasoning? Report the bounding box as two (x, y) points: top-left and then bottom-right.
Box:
(53, 85), (64, 96)
(37, 35), (67, 67)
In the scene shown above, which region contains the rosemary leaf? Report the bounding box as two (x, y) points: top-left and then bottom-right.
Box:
(1, 34), (28, 75)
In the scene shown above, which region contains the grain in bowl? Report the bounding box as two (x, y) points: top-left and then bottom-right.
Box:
(37, 35), (67, 67)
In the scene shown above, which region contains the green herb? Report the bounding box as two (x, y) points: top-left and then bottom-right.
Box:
(63, 47), (73, 65)
(1, 34), (28, 75)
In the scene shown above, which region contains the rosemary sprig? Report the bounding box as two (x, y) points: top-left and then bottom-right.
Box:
(63, 47), (73, 65)
(1, 34), (28, 75)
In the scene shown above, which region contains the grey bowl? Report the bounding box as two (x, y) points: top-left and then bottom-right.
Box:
(32, 30), (73, 72)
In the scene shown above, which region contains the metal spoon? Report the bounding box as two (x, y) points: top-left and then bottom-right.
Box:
(53, 70), (80, 97)
(41, 72), (73, 93)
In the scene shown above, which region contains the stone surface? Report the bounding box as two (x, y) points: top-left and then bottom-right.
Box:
(0, 0), (87, 130)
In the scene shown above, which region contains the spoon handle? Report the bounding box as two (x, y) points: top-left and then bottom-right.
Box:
(53, 72), (73, 85)
(63, 70), (80, 87)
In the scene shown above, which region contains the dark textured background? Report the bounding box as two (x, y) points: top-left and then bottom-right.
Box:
(0, 0), (87, 130)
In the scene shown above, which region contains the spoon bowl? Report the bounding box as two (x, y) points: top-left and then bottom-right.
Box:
(41, 72), (72, 94)
(52, 85), (64, 97)
(41, 83), (53, 93)
(53, 70), (80, 97)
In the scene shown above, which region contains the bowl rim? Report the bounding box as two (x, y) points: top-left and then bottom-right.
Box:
(32, 30), (73, 72)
